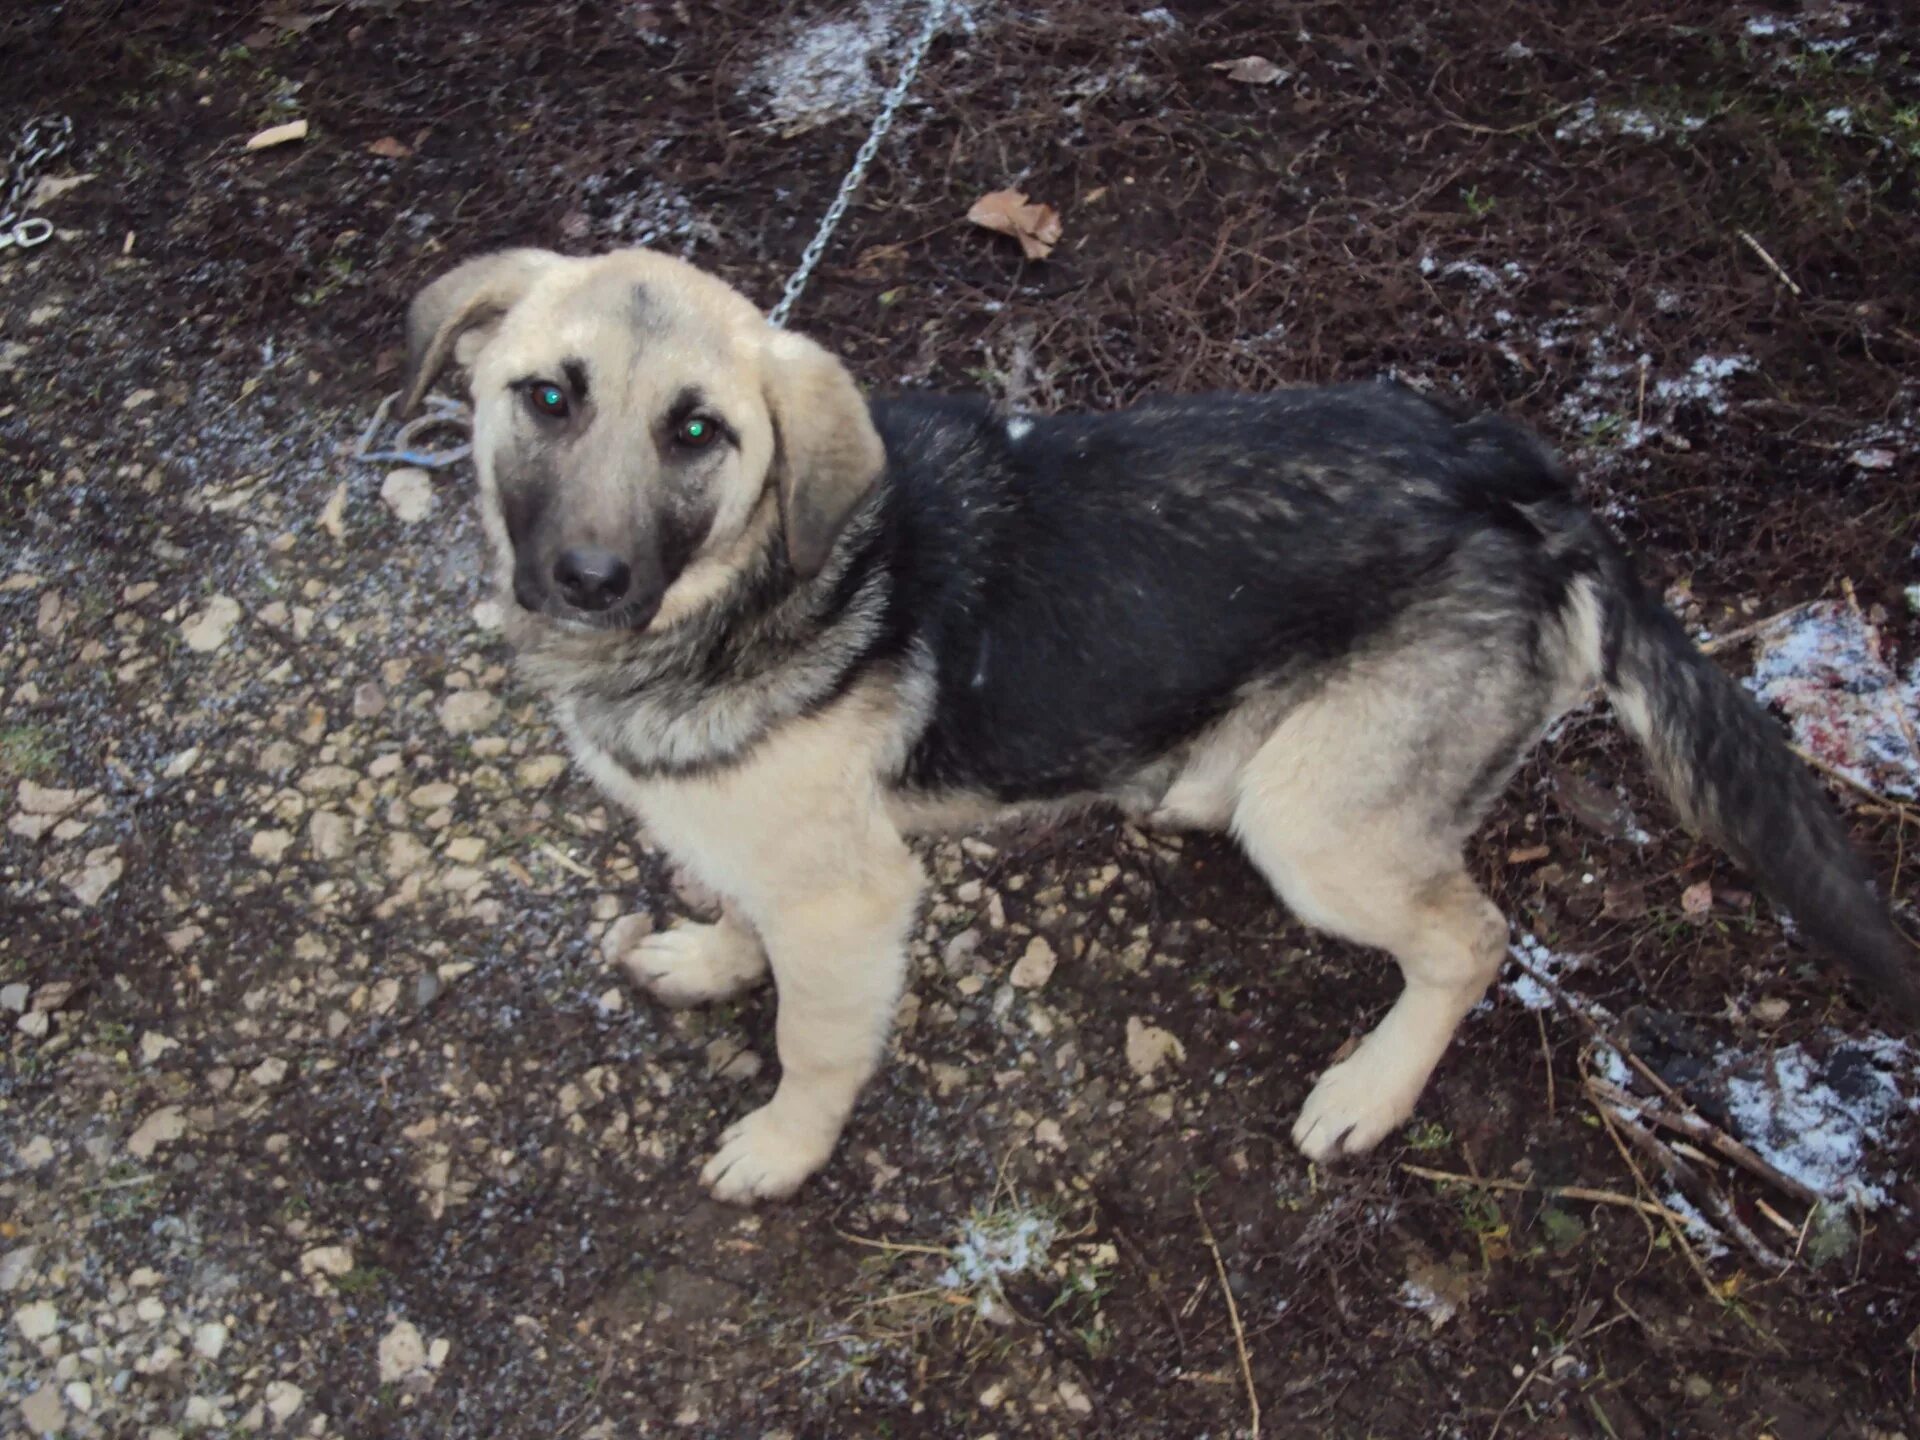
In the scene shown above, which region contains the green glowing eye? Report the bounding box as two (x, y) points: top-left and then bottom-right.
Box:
(530, 384), (568, 417)
(679, 416), (713, 445)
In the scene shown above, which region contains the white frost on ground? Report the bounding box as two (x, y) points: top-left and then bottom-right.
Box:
(1500, 933), (1587, 1012)
(938, 1208), (1057, 1321)
(1718, 1033), (1919, 1209)
(1742, 600), (1920, 800)
(748, 1), (976, 133)
(1651, 353), (1753, 415)
(1661, 1190), (1730, 1258)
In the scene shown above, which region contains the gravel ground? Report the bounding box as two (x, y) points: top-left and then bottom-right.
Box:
(5, 3), (1920, 1437)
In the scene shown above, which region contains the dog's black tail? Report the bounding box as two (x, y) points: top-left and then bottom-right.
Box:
(1594, 552), (1920, 1020)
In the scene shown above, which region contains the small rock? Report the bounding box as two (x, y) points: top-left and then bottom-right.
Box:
(378, 1319), (427, 1383)
(439, 690), (501, 735)
(20, 1136), (54, 1168)
(126, 1105), (187, 1159)
(180, 594), (243, 653)
(66, 847), (123, 906)
(15, 1299), (59, 1340)
(409, 781), (459, 810)
(0, 1246), (39, 1292)
(309, 809), (354, 861)
(444, 835), (486, 864)
(62, 1381), (92, 1414)
(250, 828), (295, 863)
(250, 1056), (289, 1088)
(381, 468), (436, 523)
(1034, 1119), (1066, 1151)
(516, 754), (568, 789)
(16, 780), (82, 817)
(264, 1381), (304, 1424)
(0, 983), (28, 1012)
(1010, 936), (1057, 989)
(193, 1321), (228, 1359)
(18, 1386), (63, 1435)
(300, 1245), (356, 1278)
(351, 682), (387, 719)
(1124, 1017), (1186, 1084)
(16, 1011), (49, 1039)
(139, 1031), (180, 1065)
(1056, 1378), (1093, 1415)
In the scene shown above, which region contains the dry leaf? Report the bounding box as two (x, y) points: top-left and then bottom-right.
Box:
(1848, 447), (1895, 471)
(1506, 844), (1550, 865)
(1210, 55), (1290, 85)
(368, 135), (412, 159)
(245, 119), (310, 151)
(966, 189), (1063, 261)
(1680, 880), (1713, 918)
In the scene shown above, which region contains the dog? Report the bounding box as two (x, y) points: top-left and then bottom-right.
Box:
(397, 246), (1917, 1204)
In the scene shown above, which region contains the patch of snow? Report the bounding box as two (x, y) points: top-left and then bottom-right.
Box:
(1742, 600), (1920, 800)
(1718, 1032), (1919, 1208)
(1662, 1190), (1729, 1257)
(1651, 353), (1753, 415)
(1823, 106), (1854, 132)
(1501, 933), (1586, 1011)
(938, 1208), (1057, 1320)
(1397, 1277), (1460, 1328)
(1138, 6), (1178, 29)
(748, 2), (975, 134)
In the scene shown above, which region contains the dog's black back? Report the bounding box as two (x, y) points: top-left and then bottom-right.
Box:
(859, 384), (1587, 801)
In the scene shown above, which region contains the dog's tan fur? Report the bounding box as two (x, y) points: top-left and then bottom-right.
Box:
(402, 247), (1911, 1204)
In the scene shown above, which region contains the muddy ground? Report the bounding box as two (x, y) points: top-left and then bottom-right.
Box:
(5, 2), (1920, 1437)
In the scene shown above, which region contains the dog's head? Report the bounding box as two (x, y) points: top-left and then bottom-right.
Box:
(400, 248), (884, 633)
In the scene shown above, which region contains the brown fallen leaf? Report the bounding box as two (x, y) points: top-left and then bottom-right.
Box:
(1507, 844), (1550, 865)
(245, 119), (310, 151)
(1210, 55), (1290, 85)
(967, 189), (1063, 261)
(368, 135), (412, 159)
(1680, 880), (1713, 918)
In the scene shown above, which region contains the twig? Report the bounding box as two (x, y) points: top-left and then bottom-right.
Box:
(1737, 229), (1803, 297)
(537, 842), (597, 881)
(1587, 1077), (1821, 1208)
(833, 1229), (953, 1260)
(1697, 600), (1819, 654)
(1401, 1163), (1691, 1224)
(1193, 1198), (1260, 1440)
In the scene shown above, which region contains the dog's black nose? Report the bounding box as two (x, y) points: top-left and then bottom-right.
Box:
(553, 547), (632, 613)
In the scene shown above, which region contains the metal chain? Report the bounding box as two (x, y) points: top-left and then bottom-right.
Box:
(1, 114), (74, 252)
(766, 0), (947, 328)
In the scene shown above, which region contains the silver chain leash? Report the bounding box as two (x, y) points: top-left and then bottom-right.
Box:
(1, 114), (74, 253)
(766, 0), (948, 328)
(358, 3), (945, 460)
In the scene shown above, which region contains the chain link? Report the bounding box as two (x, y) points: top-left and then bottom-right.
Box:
(766, 0), (947, 328)
(1, 114), (74, 251)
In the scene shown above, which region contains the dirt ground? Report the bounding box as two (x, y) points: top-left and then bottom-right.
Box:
(5, 2), (1920, 1437)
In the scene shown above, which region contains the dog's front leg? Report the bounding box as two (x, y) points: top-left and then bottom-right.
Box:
(700, 846), (923, 1204)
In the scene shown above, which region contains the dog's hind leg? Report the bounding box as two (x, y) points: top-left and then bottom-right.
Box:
(1230, 670), (1521, 1160)
(622, 905), (769, 1008)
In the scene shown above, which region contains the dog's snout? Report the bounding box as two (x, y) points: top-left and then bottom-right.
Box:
(553, 547), (632, 613)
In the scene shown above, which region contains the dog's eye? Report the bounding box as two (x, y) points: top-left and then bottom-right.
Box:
(675, 415), (717, 448)
(526, 382), (570, 419)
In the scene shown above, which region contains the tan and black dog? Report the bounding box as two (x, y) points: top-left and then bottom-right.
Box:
(399, 247), (1917, 1204)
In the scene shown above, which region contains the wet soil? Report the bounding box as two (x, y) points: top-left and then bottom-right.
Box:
(4, 2), (1920, 1437)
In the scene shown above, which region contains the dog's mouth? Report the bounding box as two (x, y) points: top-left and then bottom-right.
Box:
(511, 577), (662, 637)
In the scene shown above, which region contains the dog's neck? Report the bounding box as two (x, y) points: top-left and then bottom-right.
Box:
(515, 497), (892, 778)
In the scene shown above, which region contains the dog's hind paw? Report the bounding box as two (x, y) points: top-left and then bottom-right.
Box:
(1290, 1047), (1425, 1161)
(622, 921), (768, 1008)
(700, 1103), (836, 1204)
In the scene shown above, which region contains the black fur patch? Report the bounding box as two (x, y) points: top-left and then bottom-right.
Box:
(835, 384), (1593, 800)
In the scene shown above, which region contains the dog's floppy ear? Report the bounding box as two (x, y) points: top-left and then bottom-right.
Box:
(761, 330), (886, 580)
(399, 248), (563, 416)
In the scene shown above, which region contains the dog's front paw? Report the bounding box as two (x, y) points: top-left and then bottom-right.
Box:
(1290, 1045), (1425, 1161)
(699, 1103), (838, 1204)
(621, 921), (768, 1008)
